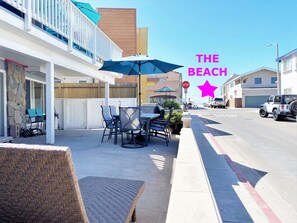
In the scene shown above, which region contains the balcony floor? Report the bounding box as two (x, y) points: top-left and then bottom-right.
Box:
(13, 129), (179, 223)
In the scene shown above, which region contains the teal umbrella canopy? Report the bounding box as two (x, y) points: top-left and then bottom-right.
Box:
(99, 55), (183, 75)
(99, 54), (183, 106)
(71, 1), (101, 24)
(155, 86), (177, 93)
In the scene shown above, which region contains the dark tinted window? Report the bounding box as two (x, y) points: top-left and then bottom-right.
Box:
(274, 96), (281, 103)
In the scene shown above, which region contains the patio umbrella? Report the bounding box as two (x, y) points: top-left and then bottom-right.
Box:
(155, 86), (177, 101)
(71, 1), (102, 24)
(99, 55), (183, 106)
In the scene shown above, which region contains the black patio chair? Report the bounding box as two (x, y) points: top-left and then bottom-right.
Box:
(109, 105), (119, 120)
(101, 105), (117, 143)
(119, 107), (144, 149)
(149, 108), (173, 146)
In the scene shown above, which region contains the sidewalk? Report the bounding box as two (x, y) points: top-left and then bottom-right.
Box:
(13, 129), (179, 223)
(190, 114), (271, 222)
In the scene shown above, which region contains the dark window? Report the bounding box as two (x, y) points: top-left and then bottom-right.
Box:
(255, 78), (262, 84)
(271, 77), (277, 84)
(274, 96), (281, 103)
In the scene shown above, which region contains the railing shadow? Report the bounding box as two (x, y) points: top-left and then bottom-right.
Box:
(190, 115), (267, 222)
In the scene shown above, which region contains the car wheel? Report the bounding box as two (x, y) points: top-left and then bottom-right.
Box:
(193, 105), (198, 110)
(259, 109), (268, 118)
(289, 101), (297, 114)
(272, 110), (281, 121)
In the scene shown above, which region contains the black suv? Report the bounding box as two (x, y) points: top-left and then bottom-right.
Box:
(259, 94), (297, 121)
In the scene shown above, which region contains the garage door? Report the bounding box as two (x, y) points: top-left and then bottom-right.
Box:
(245, 95), (270, 108)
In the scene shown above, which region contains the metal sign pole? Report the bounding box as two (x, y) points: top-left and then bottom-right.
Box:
(184, 89), (187, 111)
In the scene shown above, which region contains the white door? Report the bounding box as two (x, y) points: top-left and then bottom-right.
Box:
(0, 70), (7, 137)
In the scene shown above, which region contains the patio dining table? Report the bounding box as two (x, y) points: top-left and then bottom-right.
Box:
(113, 113), (160, 146)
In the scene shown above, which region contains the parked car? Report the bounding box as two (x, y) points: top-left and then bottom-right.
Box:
(259, 94), (297, 121)
(210, 98), (226, 108)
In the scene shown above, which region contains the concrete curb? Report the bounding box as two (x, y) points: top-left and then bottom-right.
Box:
(166, 117), (222, 223)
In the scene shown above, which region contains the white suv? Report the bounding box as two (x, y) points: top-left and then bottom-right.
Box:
(259, 94), (297, 121)
(210, 98), (226, 108)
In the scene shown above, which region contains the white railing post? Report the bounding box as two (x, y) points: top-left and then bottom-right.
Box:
(46, 61), (55, 144)
(24, 0), (32, 31)
(92, 26), (96, 64)
(68, 3), (73, 52)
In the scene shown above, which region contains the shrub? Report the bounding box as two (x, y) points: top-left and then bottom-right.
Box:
(165, 111), (183, 124)
(163, 101), (181, 109)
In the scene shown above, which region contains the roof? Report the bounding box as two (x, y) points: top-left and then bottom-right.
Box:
(239, 67), (276, 78)
(223, 74), (239, 85)
(276, 48), (297, 62)
(222, 67), (276, 86)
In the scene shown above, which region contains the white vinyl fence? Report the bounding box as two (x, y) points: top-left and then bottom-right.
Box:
(55, 98), (137, 129)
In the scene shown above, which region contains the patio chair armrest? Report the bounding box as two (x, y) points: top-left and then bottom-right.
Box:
(150, 120), (167, 125)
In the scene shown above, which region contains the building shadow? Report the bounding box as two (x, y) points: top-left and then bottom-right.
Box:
(199, 117), (221, 125)
(206, 126), (233, 136)
(190, 115), (268, 222)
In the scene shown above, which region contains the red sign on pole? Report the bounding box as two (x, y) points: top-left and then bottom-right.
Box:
(182, 81), (190, 89)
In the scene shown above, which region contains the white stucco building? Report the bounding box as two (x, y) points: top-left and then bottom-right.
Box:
(0, 0), (123, 144)
(276, 48), (297, 94)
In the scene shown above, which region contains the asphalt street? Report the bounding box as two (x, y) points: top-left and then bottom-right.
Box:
(190, 107), (297, 222)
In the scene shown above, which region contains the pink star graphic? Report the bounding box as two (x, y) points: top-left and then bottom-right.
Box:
(197, 80), (218, 98)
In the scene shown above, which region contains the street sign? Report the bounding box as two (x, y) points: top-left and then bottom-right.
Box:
(184, 89), (187, 94)
(182, 81), (190, 89)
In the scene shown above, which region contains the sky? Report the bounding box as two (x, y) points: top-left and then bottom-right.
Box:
(87, 0), (297, 104)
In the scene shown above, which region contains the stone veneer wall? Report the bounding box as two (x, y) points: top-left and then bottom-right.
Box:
(6, 62), (27, 129)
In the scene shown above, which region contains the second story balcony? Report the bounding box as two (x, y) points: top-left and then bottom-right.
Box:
(0, 0), (122, 65)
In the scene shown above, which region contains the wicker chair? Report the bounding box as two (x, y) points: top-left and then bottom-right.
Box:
(0, 143), (145, 223)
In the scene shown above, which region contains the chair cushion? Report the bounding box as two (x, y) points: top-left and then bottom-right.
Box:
(79, 176), (145, 223)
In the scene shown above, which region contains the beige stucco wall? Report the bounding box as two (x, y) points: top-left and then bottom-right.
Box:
(241, 69), (277, 88)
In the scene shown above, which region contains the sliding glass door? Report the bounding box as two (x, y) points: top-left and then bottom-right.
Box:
(26, 80), (46, 112)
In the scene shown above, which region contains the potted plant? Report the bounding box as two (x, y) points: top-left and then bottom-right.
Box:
(165, 110), (183, 134)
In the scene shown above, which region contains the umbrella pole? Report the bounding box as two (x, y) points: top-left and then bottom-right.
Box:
(138, 75), (141, 107)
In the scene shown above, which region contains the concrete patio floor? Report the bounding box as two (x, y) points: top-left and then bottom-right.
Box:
(13, 129), (179, 223)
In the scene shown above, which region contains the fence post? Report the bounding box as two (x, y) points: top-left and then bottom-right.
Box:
(86, 99), (90, 129)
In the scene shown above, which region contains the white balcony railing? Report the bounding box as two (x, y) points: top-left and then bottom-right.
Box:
(2, 0), (122, 61)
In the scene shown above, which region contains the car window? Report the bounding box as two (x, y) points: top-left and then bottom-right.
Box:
(274, 96), (281, 103)
(284, 95), (297, 103)
(269, 96), (273, 102)
(215, 98), (223, 102)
